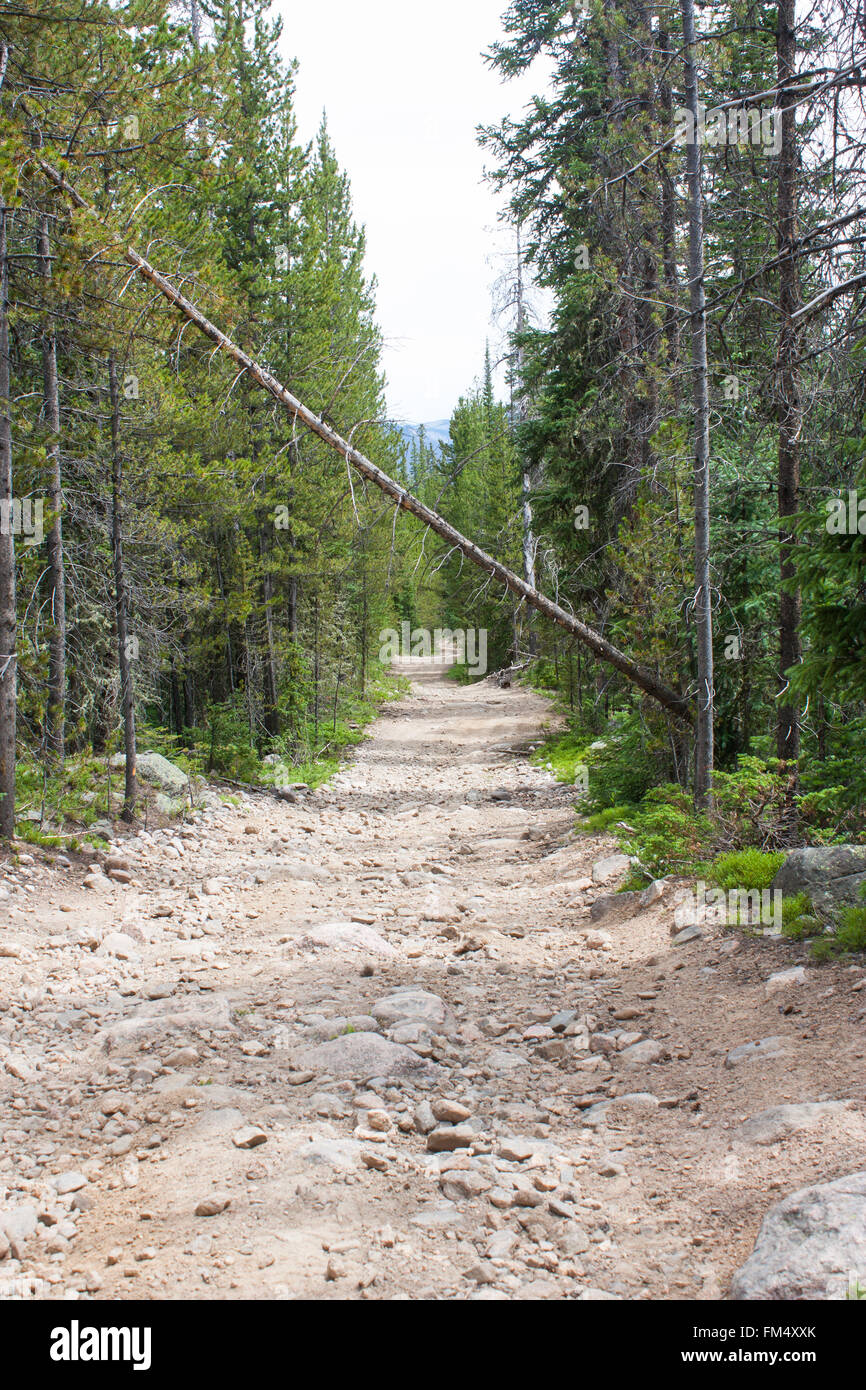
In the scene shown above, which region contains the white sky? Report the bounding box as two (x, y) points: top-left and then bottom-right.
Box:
(276, 0), (546, 425)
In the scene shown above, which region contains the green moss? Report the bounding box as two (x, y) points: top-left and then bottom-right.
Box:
(580, 804), (637, 833)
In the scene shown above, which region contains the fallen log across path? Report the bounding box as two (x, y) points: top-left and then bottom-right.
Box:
(37, 153), (693, 725)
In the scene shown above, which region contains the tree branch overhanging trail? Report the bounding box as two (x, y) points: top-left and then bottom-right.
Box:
(36, 154), (693, 726)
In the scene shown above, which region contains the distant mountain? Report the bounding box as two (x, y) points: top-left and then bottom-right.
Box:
(392, 419), (451, 453)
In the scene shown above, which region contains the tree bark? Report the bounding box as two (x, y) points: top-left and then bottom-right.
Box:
(776, 0), (802, 764)
(108, 356), (137, 821)
(38, 214), (66, 763)
(258, 520), (280, 736)
(657, 23), (681, 391)
(39, 154), (694, 725)
(680, 0), (715, 801)
(514, 224), (537, 656)
(0, 206), (16, 839)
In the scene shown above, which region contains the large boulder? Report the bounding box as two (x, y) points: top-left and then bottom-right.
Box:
(736, 1101), (848, 1146)
(371, 988), (452, 1030)
(98, 992), (235, 1051)
(730, 1171), (866, 1299)
(772, 845), (866, 914)
(298, 922), (397, 958)
(296, 1031), (440, 1084)
(110, 751), (190, 800)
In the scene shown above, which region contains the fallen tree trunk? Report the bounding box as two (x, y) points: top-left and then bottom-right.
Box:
(37, 154), (693, 725)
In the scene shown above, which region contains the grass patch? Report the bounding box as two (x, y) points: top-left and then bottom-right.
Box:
(708, 849), (785, 893)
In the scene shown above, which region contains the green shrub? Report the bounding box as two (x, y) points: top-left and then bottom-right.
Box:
(710, 758), (796, 850)
(811, 902), (866, 959)
(617, 785), (714, 878)
(583, 715), (668, 810)
(708, 849), (785, 892)
(781, 892), (819, 940)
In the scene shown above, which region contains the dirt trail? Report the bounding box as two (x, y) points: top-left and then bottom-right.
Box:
(1, 662), (865, 1301)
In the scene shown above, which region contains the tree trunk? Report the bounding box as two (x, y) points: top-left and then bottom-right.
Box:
(40, 154), (694, 726)
(0, 206), (15, 839)
(514, 224), (537, 656)
(657, 23), (681, 395)
(288, 575), (298, 643)
(680, 0), (715, 802)
(190, 0), (201, 49)
(776, 0), (802, 765)
(108, 356), (137, 822)
(259, 521), (279, 736)
(38, 214), (66, 763)
(313, 592), (320, 744)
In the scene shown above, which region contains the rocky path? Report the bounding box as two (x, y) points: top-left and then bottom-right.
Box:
(1, 661), (865, 1301)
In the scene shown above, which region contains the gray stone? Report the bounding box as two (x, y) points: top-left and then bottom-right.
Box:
(497, 1137), (535, 1163)
(764, 967), (808, 996)
(440, 1170), (491, 1201)
(559, 1226), (590, 1256)
(591, 854), (632, 885)
(639, 879), (668, 908)
(299, 922), (398, 958)
(372, 988), (450, 1029)
(300, 1138), (362, 1171)
(590, 892), (639, 923)
(620, 1040), (666, 1066)
(730, 1171), (866, 1300)
(737, 1102), (847, 1146)
(672, 925), (704, 946)
(389, 1020), (433, 1046)
(297, 1031), (439, 1083)
(427, 1124), (474, 1153)
(485, 1048), (530, 1072)
(772, 845), (866, 914)
(0, 1204), (38, 1245)
(724, 1037), (788, 1069)
(414, 1100), (437, 1134)
(311, 1092), (352, 1120)
(346, 1015), (380, 1033)
(53, 1171), (88, 1195)
(486, 1230), (518, 1259)
(431, 1098), (472, 1124)
(100, 993), (235, 1049)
